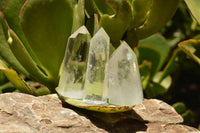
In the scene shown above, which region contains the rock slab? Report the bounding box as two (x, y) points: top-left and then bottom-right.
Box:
(0, 93), (106, 133)
(0, 93), (199, 133)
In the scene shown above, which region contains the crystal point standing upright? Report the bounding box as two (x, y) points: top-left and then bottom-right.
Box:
(109, 41), (143, 106)
(57, 26), (90, 99)
(83, 28), (110, 105)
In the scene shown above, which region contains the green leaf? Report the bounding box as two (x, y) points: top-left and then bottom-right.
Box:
(137, 45), (161, 77)
(136, 0), (179, 39)
(153, 72), (172, 89)
(193, 34), (200, 40)
(0, 70), (7, 85)
(0, 82), (14, 94)
(99, 0), (132, 46)
(92, 0), (114, 15)
(71, 0), (85, 33)
(85, 0), (95, 17)
(158, 49), (185, 82)
(139, 34), (170, 72)
(182, 110), (193, 125)
(3, 69), (34, 94)
(0, 0), (7, 11)
(178, 39), (200, 65)
(33, 86), (51, 96)
(145, 82), (168, 98)
(20, 0), (74, 81)
(86, 14), (100, 36)
(185, 0), (200, 24)
(7, 29), (52, 89)
(130, 0), (152, 28)
(0, 12), (29, 76)
(124, 28), (138, 48)
(0, 59), (33, 94)
(3, 0), (39, 64)
(172, 102), (187, 114)
(60, 97), (133, 113)
(145, 72), (171, 98)
(139, 60), (152, 89)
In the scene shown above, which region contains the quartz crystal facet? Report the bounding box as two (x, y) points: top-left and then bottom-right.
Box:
(109, 41), (143, 106)
(57, 27), (143, 108)
(57, 26), (90, 99)
(83, 28), (110, 105)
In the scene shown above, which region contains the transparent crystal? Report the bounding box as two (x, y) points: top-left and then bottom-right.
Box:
(83, 28), (109, 105)
(57, 26), (90, 99)
(109, 41), (143, 106)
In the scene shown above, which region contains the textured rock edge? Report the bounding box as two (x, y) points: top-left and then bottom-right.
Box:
(0, 93), (199, 133)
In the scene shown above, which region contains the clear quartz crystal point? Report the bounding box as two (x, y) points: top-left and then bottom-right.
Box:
(83, 28), (110, 105)
(57, 26), (90, 99)
(109, 41), (143, 106)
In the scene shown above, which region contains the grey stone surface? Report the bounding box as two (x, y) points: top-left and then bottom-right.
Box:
(0, 93), (107, 133)
(132, 99), (184, 123)
(0, 93), (199, 133)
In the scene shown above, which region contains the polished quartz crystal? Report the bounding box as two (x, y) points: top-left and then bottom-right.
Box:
(57, 26), (90, 99)
(83, 28), (109, 105)
(109, 41), (143, 106)
(57, 26), (143, 107)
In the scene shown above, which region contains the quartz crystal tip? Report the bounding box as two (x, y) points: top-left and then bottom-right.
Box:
(83, 28), (110, 105)
(109, 41), (143, 106)
(57, 26), (90, 99)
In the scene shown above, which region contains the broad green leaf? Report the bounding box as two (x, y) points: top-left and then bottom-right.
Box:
(100, 15), (128, 45)
(139, 34), (170, 72)
(20, 0), (74, 82)
(0, 11), (8, 39)
(193, 34), (200, 40)
(185, 0), (200, 24)
(71, 0), (85, 33)
(153, 72), (172, 89)
(3, 69), (34, 94)
(182, 110), (193, 125)
(0, 12), (29, 76)
(3, 0), (26, 36)
(145, 82), (168, 98)
(7, 29), (53, 89)
(0, 59), (33, 94)
(136, 0), (179, 39)
(85, 0), (95, 17)
(172, 102), (186, 114)
(139, 60), (152, 89)
(137, 45), (161, 77)
(178, 39), (200, 65)
(0, 82), (14, 94)
(0, 70), (7, 85)
(109, 43), (116, 57)
(86, 14), (99, 36)
(92, 0), (114, 15)
(60, 97), (133, 113)
(158, 49), (185, 82)
(99, 0), (132, 46)
(145, 73), (171, 98)
(130, 0), (152, 28)
(30, 85), (50, 96)
(0, 0), (7, 11)
(124, 28), (138, 48)
(3, 0), (39, 64)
